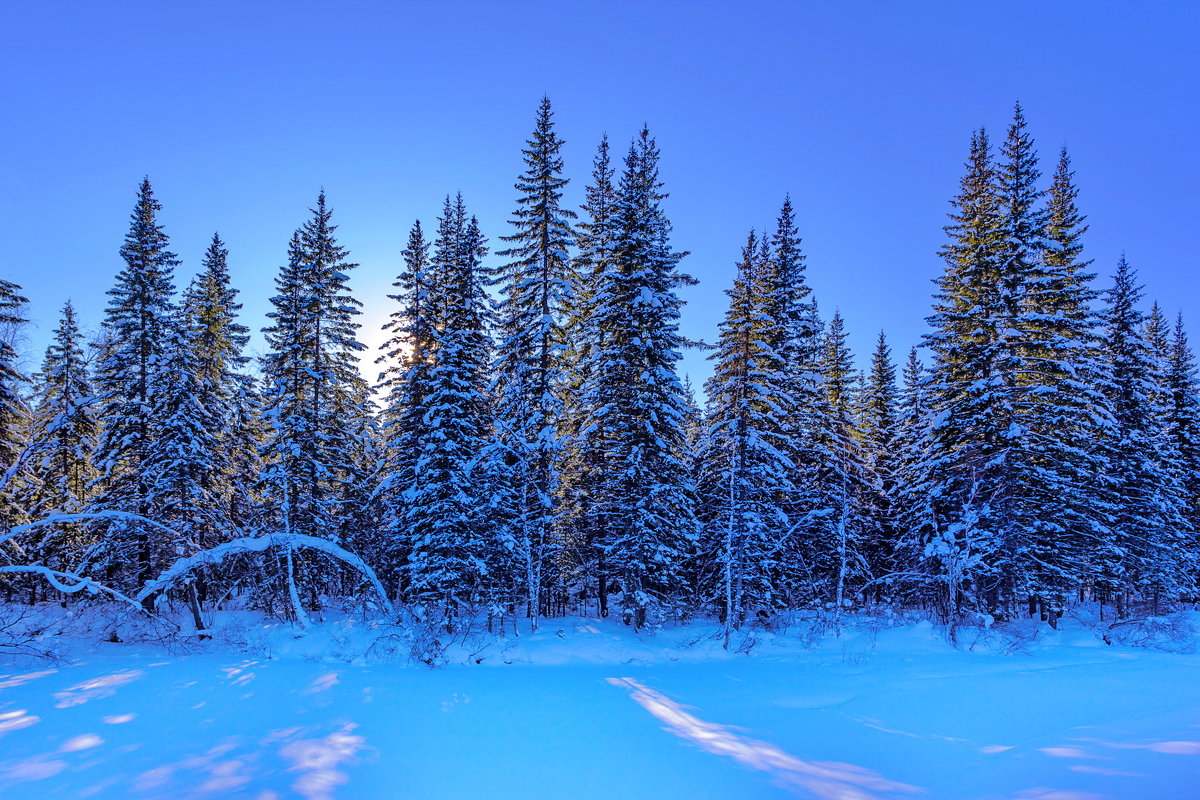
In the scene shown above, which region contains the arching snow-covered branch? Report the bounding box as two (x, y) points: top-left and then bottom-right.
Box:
(1, 510), (185, 548)
(0, 565), (147, 613)
(137, 533), (396, 617)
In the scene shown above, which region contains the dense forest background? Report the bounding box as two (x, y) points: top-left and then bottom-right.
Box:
(1, 100), (1195, 640)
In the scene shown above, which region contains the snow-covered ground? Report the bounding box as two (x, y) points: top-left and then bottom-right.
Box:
(0, 612), (1197, 799)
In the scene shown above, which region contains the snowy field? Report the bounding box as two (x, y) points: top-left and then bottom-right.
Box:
(1, 613), (1197, 799)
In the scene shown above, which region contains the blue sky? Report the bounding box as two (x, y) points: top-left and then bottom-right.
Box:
(2, 1), (1197, 386)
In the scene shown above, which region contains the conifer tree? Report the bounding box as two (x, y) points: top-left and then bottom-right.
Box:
(558, 135), (618, 616)
(493, 97), (577, 629)
(814, 310), (870, 609)
(0, 278), (28, 480)
(701, 230), (794, 639)
(377, 220), (434, 596)
(860, 331), (899, 593)
(22, 302), (97, 572)
(401, 196), (497, 627)
(581, 128), (697, 628)
(261, 192), (367, 547)
(1099, 257), (1190, 612)
(1166, 315), (1200, 583)
(140, 318), (222, 613)
(91, 178), (180, 592)
(182, 233), (255, 549)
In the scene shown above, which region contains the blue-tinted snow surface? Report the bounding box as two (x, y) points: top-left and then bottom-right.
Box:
(0, 615), (1197, 799)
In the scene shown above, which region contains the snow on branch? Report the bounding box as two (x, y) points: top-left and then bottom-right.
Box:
(0, 565), (148, 614)
(1, 510), (183, 548)
(137, 533), (396, 617)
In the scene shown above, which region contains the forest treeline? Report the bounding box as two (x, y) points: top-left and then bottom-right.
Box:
(0, 99), (1196, 636)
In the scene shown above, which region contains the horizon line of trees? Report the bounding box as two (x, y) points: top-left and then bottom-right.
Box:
(1, 99), (1196, 637)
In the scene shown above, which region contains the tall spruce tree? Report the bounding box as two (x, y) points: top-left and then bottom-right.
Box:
(581, 128), (697, 628)
(91, 179), (180, 593)
(701, 230), (794, 640)
(260, 193), (368, 613)
(558, 135), (618, 616)
(401, 196), (497, 627)
(22, 302), (97, 573)
(182, 233), (255, 549)
(261, 192), (367, 545)
(860, 331), (899, 593)
(377, 220), (434, 597)
(1099, 257), (1190, 613)
(493, 97), (577, 629)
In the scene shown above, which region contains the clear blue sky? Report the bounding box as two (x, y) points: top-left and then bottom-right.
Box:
(3, 1), (1197, 386)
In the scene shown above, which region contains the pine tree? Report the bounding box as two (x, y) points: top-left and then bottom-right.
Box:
(91, 178), (180, 593)
(582, 128), (697, 628)
(493, 97), (577, 629)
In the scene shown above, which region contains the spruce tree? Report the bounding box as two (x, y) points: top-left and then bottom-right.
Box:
(558, 135), (618, 616)
(701, 230), (794, 639)
(860, 331), (899, 594)
(401, 196), (497, 627)
(582, 128), (697, 628)
(261, 192), (367, 546)
(1099, 257), (1190, 612)
(0, 278), (28, 479)
(1166, 314), (1200, 584)
(377, 219), (434, 597)
(260, 192), (368, 613)
(493, 97), (577, 629)
(182, 233), (255, 550)
(91, 178), (180, 592)
(22, 302), (97, 573)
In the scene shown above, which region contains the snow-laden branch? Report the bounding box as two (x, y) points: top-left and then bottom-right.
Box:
(1, 510), (184, 548)
(137, 532), (396, 617)
(0, 565), (147, 613)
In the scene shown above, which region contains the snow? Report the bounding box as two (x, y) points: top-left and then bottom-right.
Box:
(0, 613), (1197, 799)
